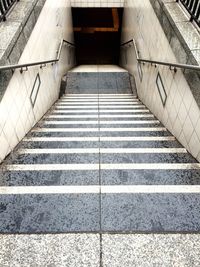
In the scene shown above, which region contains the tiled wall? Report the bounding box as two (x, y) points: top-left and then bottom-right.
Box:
(0, 0), (46, 101)
(120, 0), (200, 162)
(0, 0), (75, 162)
(71, 0), (124, 7)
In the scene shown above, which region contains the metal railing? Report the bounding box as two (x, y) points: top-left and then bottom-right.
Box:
(120, 39), (200, 71)
(176, 0), (200, 27)
(0, 39), (75, 73)
(0, 0), (19, 22)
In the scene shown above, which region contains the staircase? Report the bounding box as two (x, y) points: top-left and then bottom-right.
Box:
(0, 69), (200, 264)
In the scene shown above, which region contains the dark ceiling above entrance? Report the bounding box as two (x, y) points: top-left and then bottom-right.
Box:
(72, 8), (123, 64)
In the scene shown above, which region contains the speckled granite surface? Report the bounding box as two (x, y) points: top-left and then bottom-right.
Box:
(0, 233), (200, 266)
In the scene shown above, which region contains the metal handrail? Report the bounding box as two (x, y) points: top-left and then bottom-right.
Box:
(120, 39), (200, 71)
(176, 0), (200, 27)
(0, 0), (19, 22)
(0, 39), (75, 73)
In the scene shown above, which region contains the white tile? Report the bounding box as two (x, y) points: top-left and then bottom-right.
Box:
(188, 100), (200, 128)
(188, 131), (200, 159)
(0, 131), (10, 161)
(195, 118), (200, 142)
(182, 115), (194, 143)
(178, 102), (187, 124)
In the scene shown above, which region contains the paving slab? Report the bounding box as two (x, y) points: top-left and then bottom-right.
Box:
(102, 234), (200, 267)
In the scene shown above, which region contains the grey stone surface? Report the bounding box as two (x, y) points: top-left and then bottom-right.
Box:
(101, 193), (200, 232)
(101, 169), (200, 185)
(29, 131), (101, 137)
(0, 170), (99, 186)
(8, 1), (35, 27)
(184, 69), (200, 106)
(42, 123), (99, 129)
(11, 153), (99, 164)
(0, 70), (13, 100)
(100, 128), (171, 135)
(23, 11), (36, 41)
(190, 50), (200, 65)
(165, 2), (188, 23)
(102, 234), (200, 267)
(100, 140), (182, 148)
(98, 72), (131, 91)
(0, 194), (100, 233)
(175, 22), (200, 51)
(66, 72), (133, 94)
(169, 33), (188, 64)
(8, 30), (27, 64)
(99, 123), (163, 128)
(0, 22), (21, 51)
(20, 140), (99, 149)
(66, 73), (98, 93)
(101, 152), (196, 163)
(0, 234), (100, 266)
(99, 131), (171, 137)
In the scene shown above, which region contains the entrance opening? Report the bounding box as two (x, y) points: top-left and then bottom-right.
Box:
(72, 8), (123, 65)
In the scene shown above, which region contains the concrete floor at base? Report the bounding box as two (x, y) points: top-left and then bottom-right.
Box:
(0, 233), (200, 267)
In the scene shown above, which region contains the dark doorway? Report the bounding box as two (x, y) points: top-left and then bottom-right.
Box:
(72, 8), (123, 65)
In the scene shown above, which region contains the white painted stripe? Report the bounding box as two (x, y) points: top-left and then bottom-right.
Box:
(53, 109), (149, 113)
(102, 148), (185, 153)
(100, 109), (148, 113)
(101, 163), (200, 170)
(0, 186), (99, 194)
(1, 185), (200, 194)
(101, 185), (200, 194)
(32, 128), (99, 132)
(23, 136), (174, 142)
(19, 148), (99, 154)
(53, 110), (99, 113)
(44, 121), (99, 125)
(65, 94), (135, 96)
(32, 127), (166, 133)
(100, 127), (166, 132)
(101, 114), (154, 118)
(18, 148), (186, 154)
(100, 127), (167, 132)
(62, 95), (136, 98)
(58, 102), (101, 104)
(60, 100), (139, 102)
(47, 115), (99, 118)
(6, 164), (99, 171)
(60, 101), (140, 104)
(57, 103), (100, 105)
(46, 114), (154, 119)
(55, 105), (144, 109)
(44, 120), (160, 125)
(5, 163), (200, 172)
(61, 97), (138, 100)
(23, 137), (99, 142)
(98, 105), (145, 108)
(100, 136), (175, 141)
(55, 106), (100, 109)
(57, 103), (142, 106)
(100, 120), (160, 125)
